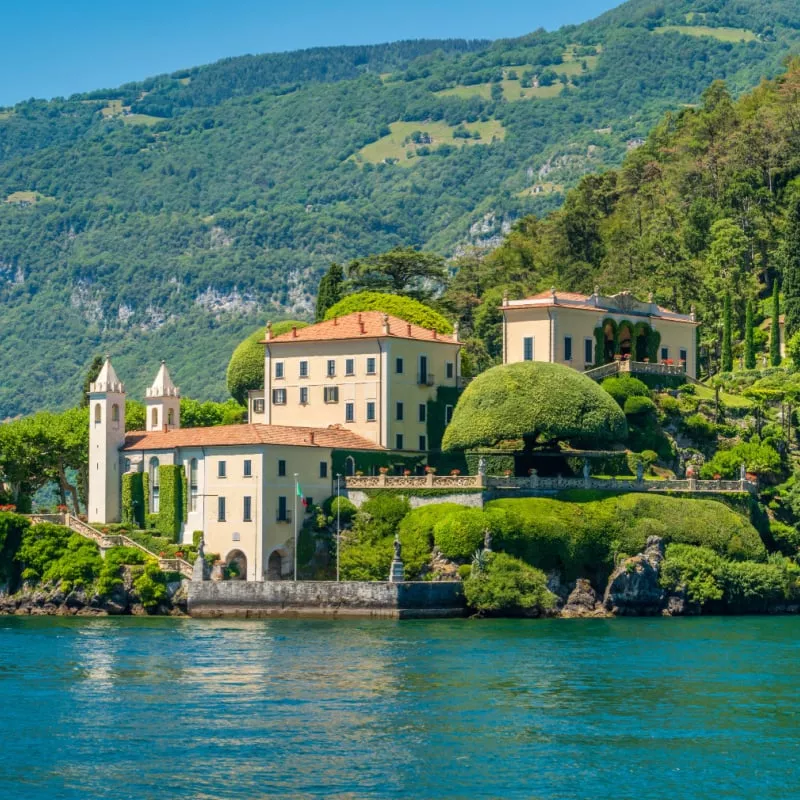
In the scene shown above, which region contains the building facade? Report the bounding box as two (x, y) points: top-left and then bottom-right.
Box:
(502, 289), (699, 378)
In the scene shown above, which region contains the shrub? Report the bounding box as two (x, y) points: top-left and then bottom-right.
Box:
(682, 413), (716, 443)
(0, 512), (29, 584)
(721, 560), (788, 612)
(769, 521), (800, 555)
(660, 544), (725, 605)
(339, 536), (394, 581)
(324, 292), (452, 333)
(463, 552), (555, 614)
(457, 564), (472, 580)
(226, 320), (308, 404)
(658, 394), (680, 416)
(397, 504), (463, 578)
(96, 546), (150, 596)
(700, 441), (782, 481)
(327, 496), (357, 525)
(602, 375), (650, 408)
(132, 562), (168, 609)
(443, 362), (627, 451)
(353, 494), (410, 542)
(624, 395), (657, 417)
(433, 508), (487, 561)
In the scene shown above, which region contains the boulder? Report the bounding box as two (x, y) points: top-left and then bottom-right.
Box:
(562, 579), (606, 617)
(604, 536), (666, 615)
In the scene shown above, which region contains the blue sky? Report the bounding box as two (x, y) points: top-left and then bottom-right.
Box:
(0, 0), (620, 107)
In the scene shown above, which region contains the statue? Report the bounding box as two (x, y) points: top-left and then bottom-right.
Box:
(483, 529), (492, 552)
(192, 537), (208, 582)
(478, 456), (487, 477)
(740, 463), (747, 481)
(393, 534), (402, 561)
(197, 536), (205, 561)
(583, 459), (590, 480)
(389, 534), (405, 583)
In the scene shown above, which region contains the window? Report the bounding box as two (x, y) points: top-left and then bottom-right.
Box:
(324, 386), (339, 403)
(272, 388), (287, 405)
(366, 401), (376, 422)
(396, 401), (404, 421)
(189, 458), (198, 512)
(254, 398), (265, 414)
(395, 357), (404, 374)
(111, 404), (120, 423)
(299, 360), (309, 378)
(418, 435), (427, 451)
(151, 407), (159, 429)
(395, 433), (404, 449)
(445, 404), (454, 424)
(277, 496), (288, 522)
(345, 358), (355, 376)
(679, 348), (688, 364)
(278, 459), (286, 477)
(232, 531), (240, 542)
(319, 461), (328, 479)
(305, 497), (313, 512)
(418, 403), (427, 423)
(327, 359), (336, 377)
(523, 337), (534, 361)
(661, 347), (669, 361)
(149, 457), (160, 514)
(243, 496), (252, 522)
(218, 496), (226, 522)
(94, 403), (102, 425)
(275, 361), (284, 379)
(366, 357), (376, 375)
(345, 402), (355, 423)
(446, 361), (454, 379)
(218, 460), (227, 478)
(584, 338), (593, 365)
(300, 387), (308, 405)
(418, 355), (429, 384)
(564, 336), (573, 362)
(243, 459), (252, 477)
(167, 408), (175, 427)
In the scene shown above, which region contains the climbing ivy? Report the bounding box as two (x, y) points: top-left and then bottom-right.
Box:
(156, 465), (183, 541)
(121, 472), (145, 528)
(180, 467), (188, 524)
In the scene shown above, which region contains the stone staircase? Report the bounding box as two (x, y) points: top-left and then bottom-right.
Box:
(27, 513), (193, 579)
(583, 359), (702, 385)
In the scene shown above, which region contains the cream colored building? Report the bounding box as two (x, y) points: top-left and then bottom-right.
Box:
(89, 359), (381, 581)
(249, 311), (462, 452)
(502, 289), (699, 378)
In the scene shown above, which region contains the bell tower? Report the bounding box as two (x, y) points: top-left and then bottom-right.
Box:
(88, 356), (126, 523)
(145, 361), (180, 432)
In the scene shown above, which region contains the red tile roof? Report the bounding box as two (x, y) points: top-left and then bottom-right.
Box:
(526, 290), (590, 302)
(262, 311), (459, 344)
(123, 423), (383, 451)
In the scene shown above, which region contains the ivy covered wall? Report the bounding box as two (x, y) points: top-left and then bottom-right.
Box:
(121, 472), (145, 528)
(156, 464), (184, 541)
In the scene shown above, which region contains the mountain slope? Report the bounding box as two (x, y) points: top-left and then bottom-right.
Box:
(1, 0), (799, 417)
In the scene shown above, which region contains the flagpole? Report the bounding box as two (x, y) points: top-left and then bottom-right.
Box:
(293, 473), (299, 581)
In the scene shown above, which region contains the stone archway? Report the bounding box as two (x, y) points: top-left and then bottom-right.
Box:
(267, 548), (290, 580)
(225, 549), (247, 581)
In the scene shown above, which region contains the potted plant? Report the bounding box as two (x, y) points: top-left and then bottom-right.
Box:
(424, 465), (436, 474)
(355, 470), (364, 477)
(403, 469), (412, 476)
(378, 466), (389, 475)
(450, 469), (461, 476)
(504, 469), (512, 477)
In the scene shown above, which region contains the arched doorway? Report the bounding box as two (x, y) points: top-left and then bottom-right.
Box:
(618, 321), (633, 359)
(225, 549), (247, 580)
(634, 323), (651, 361)
(267, 548), (289, 580)
(344, 456), (356, 477)
(602, 320), (617, 363)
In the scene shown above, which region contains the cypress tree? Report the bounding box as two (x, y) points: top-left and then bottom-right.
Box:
(783, 194), (800, 338)
(315, 262), (344, 321)
(744, 299), (755, 370)
(770, 280), (781, 367)
(722, 292), (733, 372)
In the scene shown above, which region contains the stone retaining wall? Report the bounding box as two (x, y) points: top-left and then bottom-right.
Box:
(188, 580), (465, 619)
(345, 490), (483, 509)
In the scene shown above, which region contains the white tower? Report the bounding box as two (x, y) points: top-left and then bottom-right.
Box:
(145, 361), (180, 432)
(88, 356), (126, 523)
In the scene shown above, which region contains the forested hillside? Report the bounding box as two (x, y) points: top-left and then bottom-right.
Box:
(1, 0), (799, 417)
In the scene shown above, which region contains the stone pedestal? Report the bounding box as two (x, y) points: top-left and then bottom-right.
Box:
(192, 555), (208, 582)
(389, 558), (405, 583)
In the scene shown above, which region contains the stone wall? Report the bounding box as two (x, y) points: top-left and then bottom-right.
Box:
(345, 489), (483, 509)
(188, 580), (465, 619)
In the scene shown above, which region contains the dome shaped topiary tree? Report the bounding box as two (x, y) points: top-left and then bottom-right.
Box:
(442, 361), (628, 451)
(323, 292), (453, 334)
(226, 320), (308, 404)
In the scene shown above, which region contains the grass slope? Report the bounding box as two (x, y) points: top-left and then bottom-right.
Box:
(653, 25), (758, 42)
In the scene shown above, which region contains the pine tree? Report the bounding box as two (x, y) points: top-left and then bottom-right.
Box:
(722, 292), (733, 372)
(315, 262), (344, 321)
(783, 194), (800, 338)
(80, 355), (105, 407)
(744, 299), (755, 370)
(770, 280), (781, 367)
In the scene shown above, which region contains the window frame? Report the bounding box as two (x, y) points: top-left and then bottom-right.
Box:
(345, 402), (355, 423)
(243, 496), (252, 522)
(272, 388), (287, 405)
(274, 361), (284, 379)
(584, 338), (593, 365)
(327, 359), (336, 378)
(218, 460), (227, 479)
(253, 398), (265, 414)
(418, 435), (427, 451)
(523, 336), (534, 361)
(299, 360), (309, 378)
(324, 386), (339, 404)
(396, 401), (404, 421)
(299, 386), (309, 405)
(366, 400), (376, 422)
(278, 459), (286, 477)
(218, 496), (226, 522)
(243, 459), (252, 478)
(418, 403), (427, 423)
(564, 335), (573, 362)
(366, 357), (376, 375)
(395, 433), (404, 450)
(319, 461), (328, 479)
(345, 358), (355, 376)
(395, 357), (404, 374)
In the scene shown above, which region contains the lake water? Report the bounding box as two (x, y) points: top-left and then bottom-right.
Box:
(1, 616), (798, 800)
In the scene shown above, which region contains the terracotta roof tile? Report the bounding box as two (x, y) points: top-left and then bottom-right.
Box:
(123, 423), (383, 452)
(526, 290), (590, 301)
(262, 311), (458, 344)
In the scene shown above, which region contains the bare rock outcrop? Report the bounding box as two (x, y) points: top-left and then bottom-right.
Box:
(603, 536), (666, 615)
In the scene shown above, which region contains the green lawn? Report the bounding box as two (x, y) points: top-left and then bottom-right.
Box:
(653, 25), (758, 43)
(437, 80), (564, 103)
(101, 99), (124, 118)
(693, 383), (754, 409)
(436, 83), (494, 100)
(121, 113), (164, 126)
(354, 119), (505, 166)
(5, 191), (52, 205)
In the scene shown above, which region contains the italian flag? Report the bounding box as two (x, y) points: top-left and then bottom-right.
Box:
(296, 481), (307, 507)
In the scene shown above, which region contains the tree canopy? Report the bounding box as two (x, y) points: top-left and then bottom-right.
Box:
(323, 292), (453, 334)
(442, 361), (627, 451)
(345, 247), (448, 302)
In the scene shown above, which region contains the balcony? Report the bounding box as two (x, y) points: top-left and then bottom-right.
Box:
(276, 509), (292, 524)
(417, 372), (435, 386)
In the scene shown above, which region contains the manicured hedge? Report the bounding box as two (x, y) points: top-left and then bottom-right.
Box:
(602, 375), (650, 408)
(156, 465), (184, 541)
(324, 291), (453, 334)
(443, 362), (627, 451)
(463, 552), (554, 615)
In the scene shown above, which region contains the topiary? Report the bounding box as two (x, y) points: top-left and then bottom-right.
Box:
(601, 375), (650, 408)
(442, 361), (627, 451)
(623, 395), (657, 417)
(323, 291), (453, 334)
(327, 496), (357, 525)
(433, 508), (487, 561)
(226, 320), (308, 404)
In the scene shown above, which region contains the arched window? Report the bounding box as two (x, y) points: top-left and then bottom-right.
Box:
(149, 457), (160, 513)
(111, 404), (120, 428)
(189, 458), (198, 512)
(151, 408), (159, 430)
(94, 403), (102, 425)
(167, 408), (175, 427)
(345, 456), (356, 477)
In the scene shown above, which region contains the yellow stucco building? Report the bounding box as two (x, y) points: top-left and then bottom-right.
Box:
(502, 289), (699, 378)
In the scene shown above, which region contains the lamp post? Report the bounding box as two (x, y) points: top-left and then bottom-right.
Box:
(336, 473), (342, 582)
(293, 473), (299, 581)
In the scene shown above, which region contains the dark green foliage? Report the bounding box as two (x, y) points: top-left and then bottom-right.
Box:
(744, 299), (756, 369)
(96, 545), (150, 596)
(623, 395), (657, 417)
(721, 557), (798, 612)
(660, 544), (725, 605)
(121, 472), (145, 528)
(226, 320), (307, 404)
(156, 465), (184, 540)
(324, 292), (453, 333)
(132, 561), (169, 609)
(442, 362), (627, 451)
(80, 356), (104, 408)
(0, 512), (29, 585)
(345, 247), (447, 302)
(315, 263), (344, 322)
(465, 450), (515, 476)
(602, 375), (650, 408)
(722, 293), (733, 372)
(770, 281), (782, 366)
(326, 496), (357, 525)
(353, 494), (410, 541)
(782, 193), (800, 339)
(463, 552), (554, 615)
(432, 508), (488, 562)
(180, 398), (247, 427)
(699, 441), (782, 481)
(682, 413), (717, 443)
(397, 503), (463, 577)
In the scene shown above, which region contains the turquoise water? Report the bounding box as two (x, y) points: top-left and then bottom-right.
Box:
(1, 617), (799, 799)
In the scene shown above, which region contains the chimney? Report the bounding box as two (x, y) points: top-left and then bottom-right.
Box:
(265, 321), (272, 341)
(453, 322), (460, 342)
(407, 322), (412, 336)
(359, 320), (366, 334)
(309, 431), (315, 444)
(433, 329), (438, 339)
(163, 424), (169, 433)
(382, 313), (390, 335)
(333, 316), (338, 325)
(357, 312), (362, 322)
(292, 326), (297, 338)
